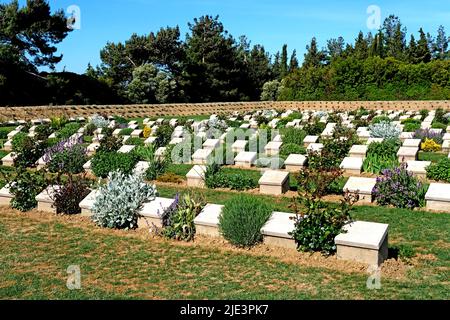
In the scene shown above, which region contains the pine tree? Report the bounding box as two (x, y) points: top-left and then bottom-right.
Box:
(354, 31), (369, 59)
(416, 28), (431, 63)
(407, 35), (418, 63)
(272, 52), (282, 79)
(435, 25), (449, 60)
(289, 50), (299, 72)
(280, 44), (288, 77)
(303, 37), (325, 68)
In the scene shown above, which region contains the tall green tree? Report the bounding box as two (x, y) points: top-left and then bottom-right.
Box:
(416, 28), (432, 63)
(303, 37), (325, 68)
(280, 44), (289, 77)
(289, 50), (299, 72)
(326, 37), (345, 62)
(434, 25), (449, 60)
(182, 15), (242, 102)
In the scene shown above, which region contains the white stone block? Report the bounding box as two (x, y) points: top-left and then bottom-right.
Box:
(425, 183), (450, 212)
(234, 151), (257, 168)
(192, 148), (213, 165)
(403, 139), (421, 148)
(186, 165), (207, 188)
(259, 170), (290, 195)
(261, 212), (296, 249)
(284, 154), (307, 172)
(194, 204), (224, 238)
(340, 157), (363, 175)
(343, 177), (376, 203)
(118, 145), (136, 154)
(265, 141), (283, 156)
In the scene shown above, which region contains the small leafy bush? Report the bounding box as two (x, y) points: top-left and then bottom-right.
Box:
(421, 138), (441, 152)
(372, 164), (427, 209)
(281, 127), (307, 146)
(58, 123), (81, 139)
(426, 158), (450, 182)
(135, 145), (171, 180)
(279, 143), (306, 158)
(119, 128), (133, 136)
(12, 134), (47, 168)
(303, 120), (326, 136)
(96, 135), (122, 153)
(156, 172), (184, 184)
(8, 168), (46, 212)
(431, 122), (447, 130)
(91, 151), (139, 178)
(155, 124), (174, 148)
(51, 177), (91, 215)
(161, 192), (206, 241)
(34, 124), (53, 140)
(125, 137), (144, 146)
(291, 167), (357, 255)
(369, 121), (401, 139)
(92, 171), (157, 229)
(219, 194), (272, 247)
(205, 164), (257, 191)
(402, 119), (421, 132)
(362, 139), (400, 174)
(372, 115), (391, 124)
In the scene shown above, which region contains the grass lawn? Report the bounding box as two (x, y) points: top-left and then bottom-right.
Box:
(0, 205), (448, 300)
(418, 151), (448, 163)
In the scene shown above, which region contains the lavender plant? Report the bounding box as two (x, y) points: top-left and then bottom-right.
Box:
(369, 121), (401, 139)
(413, 128), (444, 145)
(91, 170), (157, 230)
(43, 136), (87, 174)
(372, 163), (427, 209)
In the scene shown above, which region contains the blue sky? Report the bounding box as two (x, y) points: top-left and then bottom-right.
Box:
(6, 0), (450, 73)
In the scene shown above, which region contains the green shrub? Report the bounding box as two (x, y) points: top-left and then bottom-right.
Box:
(431, 122), (447, 130)
(125, 137), (144, 146)
(290, 167), (356, 255)
(119, 128), (133, 136)
(96, 135), (122, 153)
(426, 158), (450, 182)
(58, 123), (81, 139)
(281, 127), (307, 145)
(34, 124), (53, 140)
(372, 115), (391, 124)
(303, 120), (326, 136)
(279, 143), (306, 158)
(363, 139), (400, 174)
(91, 151), (139, 178)
(155, 124), (174, 148)
(0, 128), (10, 140)
(205, 164), (257, 191)
(12, 134), (47, 168)
(403, 122), (421, 132)
(219, 194), (272, 247)
(47, 145), (88, 174)
(8, 168), (47, 212)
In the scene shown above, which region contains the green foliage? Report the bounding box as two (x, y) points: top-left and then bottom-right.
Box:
(34, 124), (53, 141)
(97, 135), (122, 153)
(403, 122), (421, 132)
(125, 137), (144, 146)
(119, 128), (133, 136)
(372, 115), (391, 124)
(57, 123), (81, 139)
(303, 120), (326, 136)
(155, 124), (174, 148)
(161, 192), (206, 241)
(426, 158), (450, 182)
(279, 143), (306, 158)
(219, 194), (272, 247)
(363, 139), (401, 174)
(91, 151), (139, 178)
(280, 127), (307, 145)
(47, 145), (88, 175)
(290, 167), (356, 255)
(12, 134), (47, 168)
(7, 168), (47, 212)
(135, 145), (171, 180)
(205, 164), (257, 191)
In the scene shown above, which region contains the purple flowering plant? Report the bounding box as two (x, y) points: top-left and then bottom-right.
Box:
(43, 136), (88, 174)
(413, 128), (444, 145)
(372, 163), (427, 209)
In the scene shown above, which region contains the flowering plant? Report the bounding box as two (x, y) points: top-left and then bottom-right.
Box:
(372, 163), (427, 209)
(414, 129), (444, 145)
